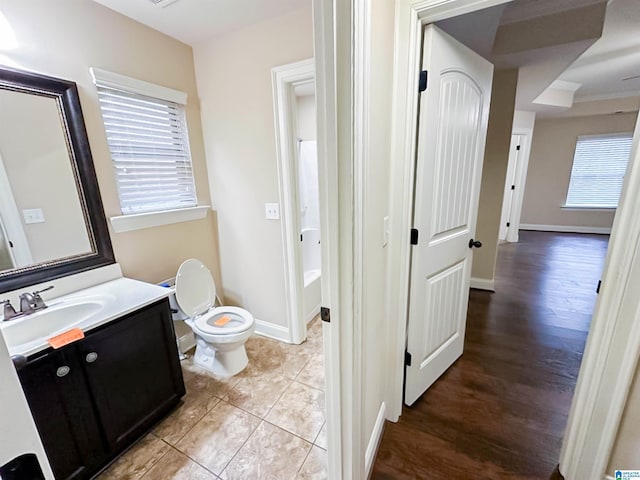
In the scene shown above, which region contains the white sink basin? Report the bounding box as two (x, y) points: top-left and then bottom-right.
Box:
(1, 296), (112, 352)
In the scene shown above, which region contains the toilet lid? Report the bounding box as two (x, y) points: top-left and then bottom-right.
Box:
(175, 259), (217, 317)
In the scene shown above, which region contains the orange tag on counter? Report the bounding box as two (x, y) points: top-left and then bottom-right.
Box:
(214, 316), (231, 327)
(48, 328), (85, 349)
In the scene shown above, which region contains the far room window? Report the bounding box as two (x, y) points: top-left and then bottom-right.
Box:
(565, 133), (633, 209)
(91, 68), (197, 215)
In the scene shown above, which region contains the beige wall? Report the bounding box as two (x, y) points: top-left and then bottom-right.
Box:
(0, 0), (222, 288)
(194, 6), (313, 326)
(521, 112), (638, 229)
(472, 69), (518, 282)
(0, 90), (91, 264)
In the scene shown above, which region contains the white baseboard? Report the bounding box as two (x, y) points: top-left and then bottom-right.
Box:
(178, 331), (196, 353)
(254, 319), (292, 344)
(520, 223), (612, 235)
(470, 277), (495, 292)
(365, 402), (386, 477)
(306, 305), (321, 324)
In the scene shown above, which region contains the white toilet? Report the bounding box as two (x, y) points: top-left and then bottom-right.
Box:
(174, 259), (255, 377)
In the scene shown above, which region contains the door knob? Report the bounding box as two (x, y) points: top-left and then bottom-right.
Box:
(469, 239), (482, 249)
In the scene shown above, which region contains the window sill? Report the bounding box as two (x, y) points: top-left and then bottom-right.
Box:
(561, 205), (617, 212)
(110, 206), (210, 233)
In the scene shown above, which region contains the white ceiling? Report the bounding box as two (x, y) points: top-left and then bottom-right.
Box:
(92, 0), (310, 46)
(557, 0), (640, 101)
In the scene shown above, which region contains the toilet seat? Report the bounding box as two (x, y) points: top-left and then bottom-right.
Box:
(194, 306), (254, 336)
(175, 259), (254, 337)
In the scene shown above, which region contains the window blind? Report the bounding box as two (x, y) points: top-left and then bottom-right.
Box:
(565, 133), (633, 208)
(96, 85), (197, 215)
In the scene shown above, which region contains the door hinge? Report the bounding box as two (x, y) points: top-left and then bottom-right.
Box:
(8, 241), (13, 248)
(419, 70), (428, 92)
(405, 350), (412, 367)
(300, 233), (303, 242)
(596, 280), (601, 294)
(410, 228), (419, 245)
(506, 222), (510, 227)
(516, 145), (521, 150)
(321, 306), (331, 323)
(511, 185), (515, 190)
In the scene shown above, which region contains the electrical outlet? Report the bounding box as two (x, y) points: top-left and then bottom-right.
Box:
(265, 203), (280, 220)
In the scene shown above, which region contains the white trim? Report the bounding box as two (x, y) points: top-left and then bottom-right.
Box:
(385, 0), (514, 423)
(558, 110), (640, 480)
(271, 58), (315, 346)
(253, 319), (292, 344)
(109, 205), (210, 233)
(178, 331), (196, 353)
(574, 91), (640, 103)
(561, 206), (616, 211)
(89, 67), (187, 105)
(469, 277), (495, 291)
(365, 402), (386, 477)
(0, 151), (33, 267)
(306, 305), (321, 324)
(313, 0), (342, 475)
(520, 223), (611, 235)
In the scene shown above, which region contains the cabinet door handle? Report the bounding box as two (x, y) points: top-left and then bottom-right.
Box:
(85, 352), (98, 363)
(56, 366), (71, 377)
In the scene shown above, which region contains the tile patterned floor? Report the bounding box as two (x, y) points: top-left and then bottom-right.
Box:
(98, 318), (326, 480)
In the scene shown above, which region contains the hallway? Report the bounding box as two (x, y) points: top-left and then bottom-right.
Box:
(372, 231), (610, 479)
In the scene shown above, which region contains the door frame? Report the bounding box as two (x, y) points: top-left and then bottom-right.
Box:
(0, 150), (33, 267)
(313, 0), (364, 476)
(386, 0), (514, 423)
(387, 1), (640, 477)
(271, 58), (315, 345)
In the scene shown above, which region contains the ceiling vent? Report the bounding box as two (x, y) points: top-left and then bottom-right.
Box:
(148, 0), (179, 7)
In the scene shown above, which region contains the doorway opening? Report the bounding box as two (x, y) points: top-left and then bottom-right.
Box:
(381, 1), (640, 474)
(271, 58), (320, 345)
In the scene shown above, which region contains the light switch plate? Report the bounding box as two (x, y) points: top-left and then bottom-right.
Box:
(265, 203), (280, 220)
(23, 208), (45, 224)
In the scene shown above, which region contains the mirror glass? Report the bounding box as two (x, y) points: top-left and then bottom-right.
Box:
(0, 66), (113, 293)
(0, 89), (92, 273)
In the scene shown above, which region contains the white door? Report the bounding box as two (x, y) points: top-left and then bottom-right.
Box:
(405, 25), (493, 406)
(498, 135), (522, 241)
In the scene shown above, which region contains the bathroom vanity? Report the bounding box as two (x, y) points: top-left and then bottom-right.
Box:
(3, 279), (185, 480)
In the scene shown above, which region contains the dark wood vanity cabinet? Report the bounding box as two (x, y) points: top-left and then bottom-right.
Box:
(17, 299), (185, 480)
(19, 349), (106, 480)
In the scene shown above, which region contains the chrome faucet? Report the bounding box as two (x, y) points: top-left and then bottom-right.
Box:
(1, 299), (18, 321)
(18, 286), (54, 315)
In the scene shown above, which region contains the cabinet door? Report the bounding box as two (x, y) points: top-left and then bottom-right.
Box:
(18, 349), (106, 480)
(78, 300), (185, 451)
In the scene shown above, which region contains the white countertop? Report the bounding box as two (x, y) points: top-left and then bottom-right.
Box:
(1, 277), (172, 358)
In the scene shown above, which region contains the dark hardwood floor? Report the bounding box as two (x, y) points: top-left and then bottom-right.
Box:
(372, 231), (610, 479)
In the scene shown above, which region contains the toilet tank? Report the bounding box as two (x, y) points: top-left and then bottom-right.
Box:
(158, 277), (189, 321)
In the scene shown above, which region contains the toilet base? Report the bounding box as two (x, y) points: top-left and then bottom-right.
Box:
(192, 337), (249, 377)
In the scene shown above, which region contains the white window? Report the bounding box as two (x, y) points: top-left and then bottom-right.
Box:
(90, 68), (197, 215)
(565, 133), (633, 208)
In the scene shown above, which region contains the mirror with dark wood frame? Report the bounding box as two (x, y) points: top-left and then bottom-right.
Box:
(0, 66), (114, 293)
